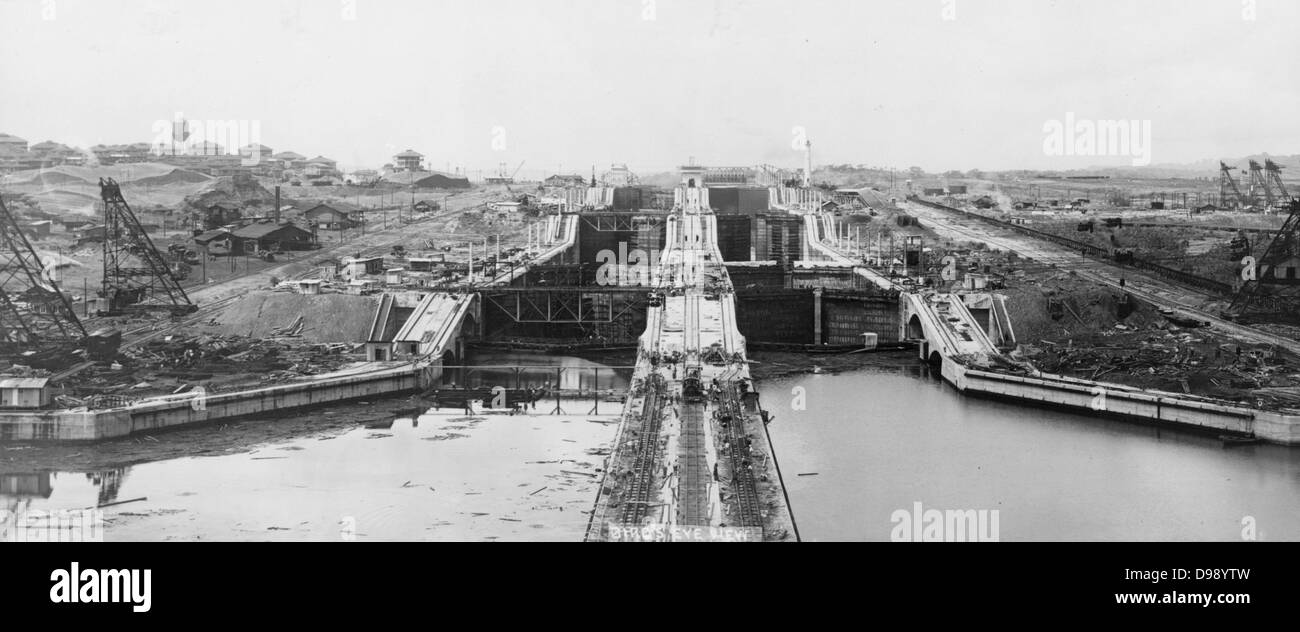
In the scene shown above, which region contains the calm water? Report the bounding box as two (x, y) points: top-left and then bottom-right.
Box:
(762, 365), (1300, 541)
(4, 354), (1298, 541)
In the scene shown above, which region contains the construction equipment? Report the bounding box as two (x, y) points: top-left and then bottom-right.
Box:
(1248, 160), (1275, 208)
(1266, 159), (1291, 205)
(682, 365), (704, 402)
(1219, 162), (1249, 210)
(0, 194), (88, 362)
(1227, 198), (1300, 318)
(99, 178), (197, 315)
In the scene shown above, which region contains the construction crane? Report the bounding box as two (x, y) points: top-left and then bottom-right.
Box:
(1266, 159), (1291, 204)
(1248, 160), (1275, 208)
(0, 194), (88, 362)
(1227, 197), (1300, 318)
(1219, 162), (1249, 210)
(502, 160), (527, 194)
(99, 178), (196, 315)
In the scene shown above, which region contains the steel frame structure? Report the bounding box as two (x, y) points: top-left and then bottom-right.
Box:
(0, 195), (86, 349)
(99, 178), (195, 314)
(1230, 198), (1300, 316)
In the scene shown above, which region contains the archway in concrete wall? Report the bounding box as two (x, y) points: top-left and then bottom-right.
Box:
(927, 350), (943, 368)
(907, 314), (925, 341)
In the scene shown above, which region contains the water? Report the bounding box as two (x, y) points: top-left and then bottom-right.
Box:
(761, 364), (1300, 541)
(1, 408), (621, 542)
(4, 353), (1298, 541)
(1, 350), (633, 542)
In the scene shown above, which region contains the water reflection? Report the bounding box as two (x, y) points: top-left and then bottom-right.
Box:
(454, 349), (635, 392)
(0, 468), (129, 509)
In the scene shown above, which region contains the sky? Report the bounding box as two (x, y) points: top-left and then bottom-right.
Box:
(2, 0), (1298, 176)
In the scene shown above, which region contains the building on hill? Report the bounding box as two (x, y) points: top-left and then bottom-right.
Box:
(394, 150), (424, 172)
(0, 133), (28, 153)
(272, 151), (307, 169)
(305, 156), (340, 178)
(239, 143), (274, 162)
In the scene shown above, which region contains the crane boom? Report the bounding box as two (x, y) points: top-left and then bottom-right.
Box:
(1266, 159), (1290, 202)
(100, 178), (196, 315)
(0, 194), (87, 355)
(1220, 162), (1249, 209)
(1228, 198), (1300, 316)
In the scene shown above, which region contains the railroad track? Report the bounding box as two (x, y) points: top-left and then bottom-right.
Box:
(619, 375), (664, 525)
(719, 384), (762, 527)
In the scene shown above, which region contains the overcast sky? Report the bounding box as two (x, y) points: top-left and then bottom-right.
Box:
(2, 0), (1298, 175)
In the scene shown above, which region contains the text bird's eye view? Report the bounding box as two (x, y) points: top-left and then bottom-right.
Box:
(2, 0), (1299, 587)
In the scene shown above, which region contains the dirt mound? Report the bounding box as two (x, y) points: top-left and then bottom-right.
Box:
(22, 171), (91, 186)
(183, 176), (275, 213)
(134, 168), (212, 186)
(205, 292), (382, 343)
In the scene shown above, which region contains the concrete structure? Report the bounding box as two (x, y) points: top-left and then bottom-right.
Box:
(587, 185), (799, 541)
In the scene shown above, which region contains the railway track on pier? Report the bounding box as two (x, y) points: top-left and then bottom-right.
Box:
(619, 375), (665, 525)
(719, 385), (762, 527)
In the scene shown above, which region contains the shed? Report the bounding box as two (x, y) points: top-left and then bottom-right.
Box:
(341, 256), (384, 279)
(304, 204), (357, 229)
(0, 377), (51, 408)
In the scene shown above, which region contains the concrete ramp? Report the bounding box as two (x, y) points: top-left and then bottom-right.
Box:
(903, 292), (1001, 370)
(391, 292), (474, 360)
(960, 292), (1017, 349)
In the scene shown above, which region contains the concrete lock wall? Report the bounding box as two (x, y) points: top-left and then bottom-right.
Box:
(0, 365), (423, 442)
(946, 363), (1300, 445)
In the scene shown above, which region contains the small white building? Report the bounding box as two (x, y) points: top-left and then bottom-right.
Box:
(0, 377), (51, 408)
(347, 279), (381, 295)
(340, 256), (384, 280)
(296, 279), (322, 294)
(384, 268), (405, 285)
